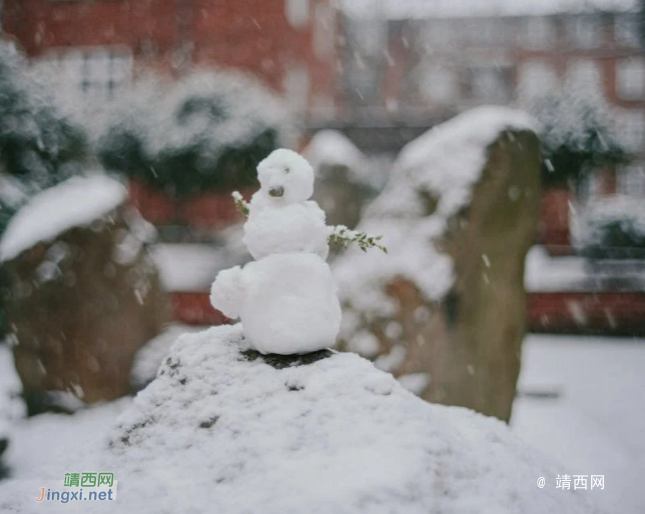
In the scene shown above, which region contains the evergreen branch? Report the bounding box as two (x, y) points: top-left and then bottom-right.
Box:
(232, 191), (250, 217)
(328, 225), (387, 254)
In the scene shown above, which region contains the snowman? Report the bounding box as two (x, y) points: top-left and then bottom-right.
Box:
(210, 149), (342, 355)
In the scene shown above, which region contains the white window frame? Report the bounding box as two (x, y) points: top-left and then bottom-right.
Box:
(567, 15), (599, 49)
(522, 17), (555, 49)
(313, 2), (334, 57)
(418, 65), (458, 104)
(519, 60), (558, 100)
(615, 109), (645, 153)
(566, 59), (602, 93)
(618, 163), (645, 196)
(285, 0), (310, 30)
(614, 14), (641, 47)
(469, 66), (511, 103)
(616, 58), (645, 100)
(283, 64), (310, 114)
(42, 46), (132, 101)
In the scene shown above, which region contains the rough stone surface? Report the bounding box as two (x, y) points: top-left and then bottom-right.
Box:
(336, 118), (541, 422)
(2, 206), (170, 413)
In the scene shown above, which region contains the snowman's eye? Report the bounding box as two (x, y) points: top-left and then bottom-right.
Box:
(284, 167), (290, 174)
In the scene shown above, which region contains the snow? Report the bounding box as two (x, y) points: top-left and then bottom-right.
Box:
(572, 195), (645, 251)
(244, 149), (329, 261)
(342, 0), (638, 19)
(0, 343), (24, 443)
(209, 265), (245, 318)
(334, 106), (537, 321)
(0, 325), (593, 514)
(513, 334), (645, 514)
(0, 398), (131, 482)
(256, 148), (315, 204)
(152, 243), (239, 292)
(212, 149), (340, 355)
(130, 324), (206, 390)
(244, 201), (329, 261)
(0, 330), (639, 513)
(303, 130), (370, 183)
(95, 70), (289, 184)
(239, 255), (341, 354)
(525, 246), (591, 292)
(0, 174), (27, 208)
(525, 245), (645, 292)
(528, 82), (623, 171)
(0, 174), (126, 262)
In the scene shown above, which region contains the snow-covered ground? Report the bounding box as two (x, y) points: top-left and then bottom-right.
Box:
(0, 333), (643, 513)
(513, 334), (645, 514)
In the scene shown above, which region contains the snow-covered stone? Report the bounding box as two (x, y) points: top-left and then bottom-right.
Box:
(333, 106), (540, 421)
(304, 130), (365, 180)
(334, 106), (537, 319)
(89, 325), (597, 514)
(0, 174), (126, 262)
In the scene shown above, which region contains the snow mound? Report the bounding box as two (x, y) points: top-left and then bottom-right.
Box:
(92, 325), (594, 514)
(0, 174), (126, 262)
(304, 130), (365, 174)
(334, 106), (537, 318)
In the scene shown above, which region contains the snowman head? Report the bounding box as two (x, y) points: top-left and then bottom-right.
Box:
(257, 149), (314, 204)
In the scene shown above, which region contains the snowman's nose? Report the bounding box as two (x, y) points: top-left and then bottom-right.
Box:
(268, 186), (284, 198)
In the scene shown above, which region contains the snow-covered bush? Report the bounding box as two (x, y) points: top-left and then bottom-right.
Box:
(572, 195), (645, 258)
(530, 82), (627, 188)
(0, 42), (89, 190)
(97, 70), (289, 197)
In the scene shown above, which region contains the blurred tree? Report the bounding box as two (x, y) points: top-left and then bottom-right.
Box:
(0, 43), (89, 191)
(530, 84), (628, 189)
(0, 42), (90, 336)
(98, 71), (288, 197)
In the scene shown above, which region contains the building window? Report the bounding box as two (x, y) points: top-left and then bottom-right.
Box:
(566, 59), (602, 94)
(522, 17), (555, 49)
(313, 3), (334, 58)
(423, 20), (455, 51)
(285, 0), (310, 29)
(44, 47), (132, 101)
(615, 109), (645, 153)
(418, 65), (458, 104)
(618, 163), (645, 196)
(615, 14), (641, 47)
(468, 66), (511, 102)
(468, 19), (505, 46)
(616, 58), (645, 100)
(567, 16), (599, 48)
(519, 60), (558, 100)
(283, 64), (310, 114)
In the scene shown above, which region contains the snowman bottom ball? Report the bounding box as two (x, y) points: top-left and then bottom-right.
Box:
(241, 252), (341, 355)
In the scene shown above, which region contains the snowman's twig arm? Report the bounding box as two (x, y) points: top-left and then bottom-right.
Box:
(231, 192), (387, 254)
(327, 225), (388, 254)
(232, 191), (250, 217)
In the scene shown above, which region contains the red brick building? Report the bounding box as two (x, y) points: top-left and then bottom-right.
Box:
(2, 0), (338, 120)
(1, 0), (340, 325)
(337, 2), (645, 245)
